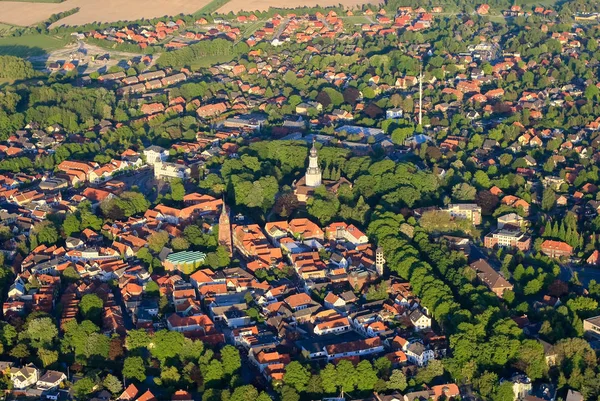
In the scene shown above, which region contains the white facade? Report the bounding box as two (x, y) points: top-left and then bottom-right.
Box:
(405, 343), (435, 366)
(154, 162), (191, 180)
(305, 141), (322, 187)
(144, 146), (169, 165)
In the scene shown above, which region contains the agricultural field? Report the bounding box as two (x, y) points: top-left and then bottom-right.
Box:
(0, 34), (70, 57)
(0, 0), (213, 27)
(0, 0), (378, 27)
(217, 0), (379, 14)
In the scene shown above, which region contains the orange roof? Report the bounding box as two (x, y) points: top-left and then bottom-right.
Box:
(284, 293), (313, 308)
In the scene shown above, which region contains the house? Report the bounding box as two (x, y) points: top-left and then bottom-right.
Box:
(541, 240), (573, 259)
(469, 259), (513, 298)
(314, 316), (352, 335)
(10, 364), (39, 389)
(583, 315), (600, 340)
(587, 250), (599, 266)
(409, 309), (432, 331)
(386, 108), (403, 119)
(325, 337), (384, 360)
(36, 370), (66, 390)
(445, 204), (482, 225)
(118, 384), (139, 400)
(405, 342), (434, 366)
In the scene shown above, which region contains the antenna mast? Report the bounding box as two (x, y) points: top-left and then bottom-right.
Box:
(419, 64), (423, 126)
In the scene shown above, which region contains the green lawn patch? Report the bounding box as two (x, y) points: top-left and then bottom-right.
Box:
(194, 0), (232, 16)
(0, 34), (69, 57)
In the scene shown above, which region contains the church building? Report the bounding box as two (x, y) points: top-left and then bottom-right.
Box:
(293, 139), (352, 203)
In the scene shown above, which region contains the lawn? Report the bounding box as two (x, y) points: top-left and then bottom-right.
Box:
(0, 34), (69, 57)
(341, 15), (370, 28)
(190, 53), (235, 69)
(0, 23), (17, 36)
(194, 0), (232, 15)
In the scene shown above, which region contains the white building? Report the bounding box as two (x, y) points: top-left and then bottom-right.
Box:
(154, 162), (191, 180)
(305, 140), (322, 187)
(314, 316), (352, 336)
(143, 146), (168, 165)
(405, 342), (435, 366)
(409, 309), (432, 331)
(10, 364), (39, 389)
(386, 108), (403, 119)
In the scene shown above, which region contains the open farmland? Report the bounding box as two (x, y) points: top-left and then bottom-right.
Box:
(217, 0), (379, 13)
(0, 0), (378, 27)
(0, 0), (215, 27)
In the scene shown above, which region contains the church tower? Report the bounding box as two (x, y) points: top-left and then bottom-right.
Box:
(376, 247), (385, 276)
(218, 198), (233, 256)
(304, 138), (322, 187)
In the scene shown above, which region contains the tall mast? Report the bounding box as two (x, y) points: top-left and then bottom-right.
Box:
(419, 64), (423, 126)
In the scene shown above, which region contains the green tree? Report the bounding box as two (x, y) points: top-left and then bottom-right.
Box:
(37, 348), (58, 367)
(387, 370), (407, 391)
(150, 330), (185, 362)
(24, 318), (58, 349)
(374, 356), (392, 376)
(161, 366), (181, 385)
(284, 361), (311, 392)
(171, 237), (190, 251)
(123, 356), (146, 382)
(63, 214), (81, 237)
(416, 359), (444, 384)
(203, 359), (224, 386)
(32, 221), (58, 245)
(171, 179), (186, 201)
(10, 343), (30, 360)
(73, 377), (96, 400)
(356, 360), (378, 391)
(79, 294), (104, 323)
(542, 187), (555, 211)
(493, 381), (517, 401)
(336, 360), (356, 393)
(230, 385), (259, 401)
(280, 386), (300, 401)
(125, 329), (150, 351)
(148, 231), (170, 253)
(103, 374), (123, 395)
(320, 364), (338, 394)
(221, 345), (241, 376)
(452, 183), (477, 201)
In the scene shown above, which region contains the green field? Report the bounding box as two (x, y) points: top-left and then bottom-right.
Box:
(0, 23), (17, 36)
(0, 34), (70, 57)
(194, 0), (231, 15)
(190, 53), (235, 69)
(341, 15), (371, 28)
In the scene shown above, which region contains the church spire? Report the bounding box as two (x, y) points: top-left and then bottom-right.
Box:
(218, 197), (232, 256)
(310, 136), (318, 156)
(305, 138), (322, 187)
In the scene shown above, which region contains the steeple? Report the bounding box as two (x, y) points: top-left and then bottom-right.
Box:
(310, 137), (318, 157)
(220, 196), (229, 221)
(305, 138), (322, 187)
(218, 197), (233, 256)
